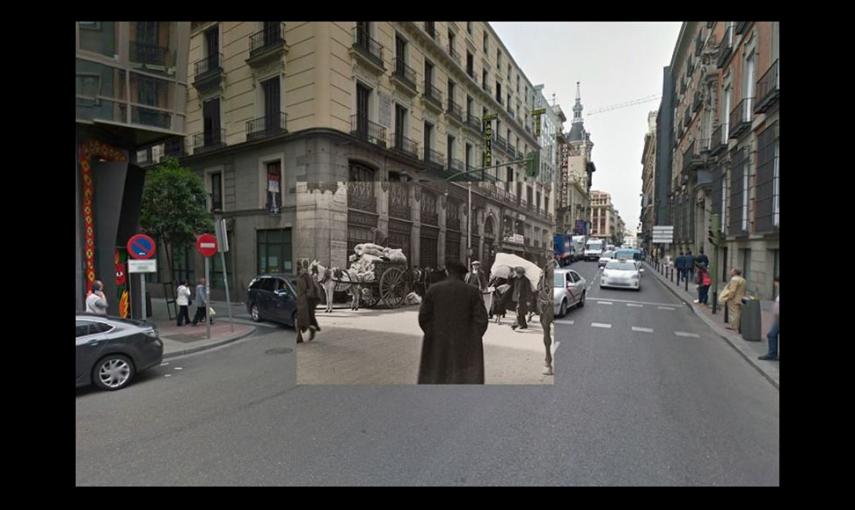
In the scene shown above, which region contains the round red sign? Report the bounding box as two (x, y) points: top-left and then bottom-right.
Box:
(127, 234), (157, 260)
(196, 233), (218, 257)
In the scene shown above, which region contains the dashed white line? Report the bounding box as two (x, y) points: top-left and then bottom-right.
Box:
(658, 306), (676, 311)
(627, 303), (643, 308)
(173, 367), (183, 371)
(589, 297), (682, 307)
(632, 327), (654, 333)
(598, 301), (614, 305)
(555, 320), (574, 325)
(675, 331), (700, 338)
(591, 323), (612, 329)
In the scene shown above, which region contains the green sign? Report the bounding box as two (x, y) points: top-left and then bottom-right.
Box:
(525, 151), (540, 179)
(532, 108), (546, 138)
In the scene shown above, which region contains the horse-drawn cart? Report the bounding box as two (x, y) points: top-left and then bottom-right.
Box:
(327, 260), (411, 309)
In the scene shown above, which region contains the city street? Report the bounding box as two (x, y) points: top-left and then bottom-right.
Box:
(76, 261), (778, 486)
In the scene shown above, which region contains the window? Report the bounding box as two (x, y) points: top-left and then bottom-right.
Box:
(76, 320), (113, 337)
(467, 22), (472, 34)
(722, 84), (732, 139)
(448, 30), (455, 51)
(483, 32), (488, 52)
(447, 135), (455, 163)
(211, 250), (232, 289)
(771, 249), (779, 299)
(424, 60), (434, 91)
(482, 70), (488, 88)
(507, 94), (511, 111)
(355, 82), (371, 135)
(517, 75), (520, 93)
(257, 229), (293, 274)
(79, 21), (117, 57)
(721, 174), (728, 234)
(497, 50), (501, 68)
(424, 22), (435, 38)
(465, 143), (472, 171)
(773, 141), (780, 227)
(466, 52), (474, 76)
(395, 104), (407, 148)
(496, 81), (501, 104)
(172, 243), (196, 285)
(466, 96), (473, 116)
(740, 248), (751, 282)
(266, 161), (282, 214)
(395, 33), (407, 66)
(744, 50), (756, 115)
(506, 167), (513, 192)
(424, 121), (433, 153)
(210, 171), (222, 211)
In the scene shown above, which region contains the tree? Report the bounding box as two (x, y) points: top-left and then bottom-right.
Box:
(140, 157), (213, 283)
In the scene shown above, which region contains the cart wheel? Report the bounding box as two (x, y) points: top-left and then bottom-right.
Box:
(380, 266), (406, 308)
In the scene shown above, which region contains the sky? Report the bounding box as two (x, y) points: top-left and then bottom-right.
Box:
(492, 22), (682, 234)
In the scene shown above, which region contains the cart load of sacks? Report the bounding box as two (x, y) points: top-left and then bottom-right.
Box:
(346, 243), (408, 282)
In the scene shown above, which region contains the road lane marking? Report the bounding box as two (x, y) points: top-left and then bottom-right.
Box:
(632, 327), (654, 333)
(173, 367), (183, 370)
(658, 307), (676, 311)
(627, 303), (643, 308)
(555, 320), (574, 325)
(597, 301), (613, 305)
(591, 323), (612, 329)
(589, 297), (682, 307)
(675, 331), (700, 338)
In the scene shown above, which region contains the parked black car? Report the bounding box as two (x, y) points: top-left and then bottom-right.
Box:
(246, 274), (298, 327)
(76, 314), (164, 391)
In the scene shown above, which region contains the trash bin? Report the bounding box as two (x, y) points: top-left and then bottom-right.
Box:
(740, 297), (762, 341)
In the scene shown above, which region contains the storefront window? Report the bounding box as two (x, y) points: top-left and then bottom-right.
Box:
(257, 229), (293, 274)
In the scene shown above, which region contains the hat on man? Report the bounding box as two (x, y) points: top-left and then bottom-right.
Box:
(471, 260), (481, 266)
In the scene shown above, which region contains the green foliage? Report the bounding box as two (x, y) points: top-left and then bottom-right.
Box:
(140, 156), (213, 249)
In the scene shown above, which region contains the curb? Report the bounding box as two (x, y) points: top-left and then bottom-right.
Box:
(162, 324), (257, 360)
(643, 262), (779, 390)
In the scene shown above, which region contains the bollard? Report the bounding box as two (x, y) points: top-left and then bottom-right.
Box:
(670, 267), (674, 282)
(724, 302), (729, 323)
(712, 291), (717, 314)
(685, 273), (689, 292)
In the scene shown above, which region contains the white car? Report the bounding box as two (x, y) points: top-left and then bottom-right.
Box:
(600, 260), (644, 291)
(553, 268), (587, 317)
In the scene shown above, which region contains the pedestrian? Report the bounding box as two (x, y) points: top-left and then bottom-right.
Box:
(348, 274), (362, 311)
(465, 260), (491, 314)
(176, 280), (191, 326)
(538, 261), (555, 376)
(296, 259), (320, 343)
(511, 266), (532, 331)
(85, 280), (108, 315)
(321, 266), (336, 313)
(676, 252), (685, 281)
(694, 264), (711, 306)
(718, 268), (747, 332)
(759, 277), (780, 361)
(191, 278), (211, 326)
(686, 250), (695, 281)
(417, 260), (489, 384)
(696, 248), (709, 270)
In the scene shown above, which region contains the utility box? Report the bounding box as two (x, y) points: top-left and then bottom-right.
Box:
(740, 297), (762, 341)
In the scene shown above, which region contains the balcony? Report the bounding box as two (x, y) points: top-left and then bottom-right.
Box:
(465, 113), (482, 133)
(423, 82), (444, 112)
(508, 109), (515, 120)
(683, 108), (691, 130)
(482, 83), (492, 97)
(682, 140), (703, 173)
(131, 106), (172, 130)
(350, 115), (387, 148)
(729, 98), (753, 139)
(423, 148), (446, 172)
(734, 21), (749, 35)
(193, 53), (223, 92)
(392, 134), (419, 159)
(247, 23), (288, 66)
(716, 26), (733, 68)
(447, 217), (461, 231)
(695, 32), (703, 57)
(391, 59), (418, 96)
(246, 112), (288, 141)
(424, 22), (436, 39)
(493, 135), (507, 152)
(348, 191), (377, 213)
(692, 90), (702, 113)
(446, 100), (464, 125)
(754, 59), (779, 113)
(193, 129), (226, 154)
(507, 146), (516, 159)
(524, 124), (532, 135)
(350, 27), (384, 73)
(448, 45), (461, 67)
(130, 41), (170, 67)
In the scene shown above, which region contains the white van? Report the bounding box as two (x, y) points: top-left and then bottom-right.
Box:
(584, 239), (605, 261)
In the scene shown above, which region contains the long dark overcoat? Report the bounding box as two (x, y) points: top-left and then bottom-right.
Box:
(417, 278), (489, 384)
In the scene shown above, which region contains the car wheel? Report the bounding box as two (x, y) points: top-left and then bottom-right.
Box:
(559, 300), (567, 317)
(93, 354), (135, 391)
(250, 304), (262, 322)
(578, 291), (586, 308)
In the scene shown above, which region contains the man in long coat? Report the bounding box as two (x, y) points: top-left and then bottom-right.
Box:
(465, 260), (491, 314)
(296, 260), (320, 343)
(418, 261), (489, 384)
(719, 267), (747, 332)
(511, 266), (532, 330)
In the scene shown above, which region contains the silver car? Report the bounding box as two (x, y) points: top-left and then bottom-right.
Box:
(553, 268), (587, 317)
(600, 260), (644, 291)
(598, 250), (616, 268)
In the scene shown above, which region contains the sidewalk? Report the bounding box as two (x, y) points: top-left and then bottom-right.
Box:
(148, 298), (256, 359)
(644, 260), (779, 389)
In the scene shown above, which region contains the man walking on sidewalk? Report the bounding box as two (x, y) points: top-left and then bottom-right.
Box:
(696, 248), (709, 270)
(694, 263), (711, 306)
(191, 278), (211, 326)
(686, 250), (696, 281)
(759, 277), (780, 361)
(511, 267), (531, 331)
(465, 261), (491, 314)
(719, 268), (747, 332)
(676, 252), (686, 281)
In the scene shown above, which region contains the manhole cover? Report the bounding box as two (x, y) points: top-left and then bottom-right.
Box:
(265, 348), (293, 355)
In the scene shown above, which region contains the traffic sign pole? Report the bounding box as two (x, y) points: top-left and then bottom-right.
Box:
(205, 256), (211, 340)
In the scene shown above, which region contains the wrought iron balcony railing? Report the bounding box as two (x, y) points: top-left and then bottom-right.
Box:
(246, 112), (288, 140)
(350, 114), (387, 148)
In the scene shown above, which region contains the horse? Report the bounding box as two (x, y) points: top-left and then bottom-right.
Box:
(309, 260), (343, 313)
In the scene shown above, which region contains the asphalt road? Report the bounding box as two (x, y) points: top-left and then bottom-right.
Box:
(76, 261), (779, 486)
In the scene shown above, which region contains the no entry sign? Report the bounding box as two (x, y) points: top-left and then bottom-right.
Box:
(196, 233), (218, 257)
(127, 234), (156, 260)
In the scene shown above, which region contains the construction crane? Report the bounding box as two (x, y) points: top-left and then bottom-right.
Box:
(586, 94), (661, 117)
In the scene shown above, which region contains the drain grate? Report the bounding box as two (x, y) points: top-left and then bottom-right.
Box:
(265, 348), (294, 355)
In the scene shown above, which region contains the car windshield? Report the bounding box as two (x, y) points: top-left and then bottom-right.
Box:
(615, 251), (634, 259)
(605, 261), (637, 271)
(601, 252), (614, 259)
(554, 273), (566, 287)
